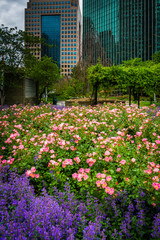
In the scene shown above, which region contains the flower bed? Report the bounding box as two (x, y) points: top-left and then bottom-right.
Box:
(0, 166), (159, 239)
(0, 103), (160, 238)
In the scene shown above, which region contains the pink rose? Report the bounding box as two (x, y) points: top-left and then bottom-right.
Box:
(106, 176), (112, 182)
(136, 132), (142, 137)
(120, 160), (126, 165)
(116, 168), (121, 172)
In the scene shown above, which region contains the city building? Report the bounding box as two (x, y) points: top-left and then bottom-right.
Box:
(25, 0), (82, 76)
(83, 0), (160, 66)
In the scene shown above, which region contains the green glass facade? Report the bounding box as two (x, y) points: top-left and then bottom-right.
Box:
(83, 0), (160, 65)
(41, 15), (61, 68)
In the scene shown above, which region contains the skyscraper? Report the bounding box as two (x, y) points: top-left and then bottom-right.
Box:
(83, 0), (160, 66)
(25, 0), (82, 76)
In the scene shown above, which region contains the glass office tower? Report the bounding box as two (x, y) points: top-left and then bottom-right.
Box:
(83, 0), (160, 65)
(25, 0), (82, 76)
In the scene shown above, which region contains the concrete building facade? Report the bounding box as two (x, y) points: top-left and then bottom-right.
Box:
(25, 0), (82, 76)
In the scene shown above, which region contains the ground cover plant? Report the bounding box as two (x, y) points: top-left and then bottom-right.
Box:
(0, 103), (160, 239)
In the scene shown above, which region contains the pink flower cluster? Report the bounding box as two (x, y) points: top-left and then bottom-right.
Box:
(73, 156), (81, 164)
(96, 173), (114, 195)
(1, 156), (15, 165)
(26, 167), (39, 178)
(86, 158), (96, 167)
(48, 160), (59, 169)
(62, 158), (73, 168)
(144, 162), (160, 175)
(72, 168), (90, 181)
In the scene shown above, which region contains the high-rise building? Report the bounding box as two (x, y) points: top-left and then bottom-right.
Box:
(25, 0), (82, 76)
(83, 0), (160, 66)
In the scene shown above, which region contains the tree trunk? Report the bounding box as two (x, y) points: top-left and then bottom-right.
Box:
(133, 87), (137, 101)
(129, 87), (131, 106)
(137, 92), (140, 108)
(36, 82), (39, 104)
(39, 87), (45, 103)
(93, 83), (98, 105)
(0, 89), (5, 106)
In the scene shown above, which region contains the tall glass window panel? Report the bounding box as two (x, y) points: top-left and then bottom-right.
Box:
(41, 15), (61, 67)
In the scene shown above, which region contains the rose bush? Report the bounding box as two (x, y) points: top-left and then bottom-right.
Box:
(0, 103), (160, 205)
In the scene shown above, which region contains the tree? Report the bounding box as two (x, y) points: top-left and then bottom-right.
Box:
(28, 55), (60, 102)
(116, 58), (158, 107)
(152, 51), (160, 64)
(149, 63), (160, 100)
(0, 24), (40, 105)
(71, 61), (91, 96)
(87, 60), (107, 105)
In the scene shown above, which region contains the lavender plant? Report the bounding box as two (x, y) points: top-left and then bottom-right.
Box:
(0, 166), (160, 239)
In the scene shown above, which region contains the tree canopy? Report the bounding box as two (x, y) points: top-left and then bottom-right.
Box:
(0, 24), (40, 104)
(28, 55), (60, 101)
(86, 57), (160, 107)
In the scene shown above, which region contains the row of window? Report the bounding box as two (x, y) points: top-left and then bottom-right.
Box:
(62, 22), (77, 25)
(61, 56), (77, 59)
(30, 2), (78, 6)
(26, 13), (76, 18)
(25, 31), (78, 40)
(31, 1), (71, 5)
(62, 52), (76, 55)
(62, 69), (73, 73)
(62, 43), (76, 46)
(62, 39), (76, 42)
(62, 48), (76, 50)
(61, 60), (76, 63)
(62, 26), (76, 30)
(26, 9), (77, 14)
(26, 24), (40, 27)
(26, 25), (77, 33)
(31, 5), (71, 10)
(26, 19), (40, 22)
(61, 65), (76, 68)
(62, 31), (76, 34)
(27, 32), (40, 35)
(26, 20), (76, 30)
(62, 18), (77, 21)
(26, 28), (40, 31)
(62, 35), (77, 38)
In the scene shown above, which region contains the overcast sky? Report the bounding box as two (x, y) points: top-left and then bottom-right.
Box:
(0, 0), (82, 31)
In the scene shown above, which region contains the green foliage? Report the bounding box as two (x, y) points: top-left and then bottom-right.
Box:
(85, 57), (159, 107)
(27, 55), (60, 101)
(55, 76), (87, 100)
(87, 60), (107, 104)
(0, 24), (41, 105)
(0, 24), (40, 72)
(152, 51), (160, 64)
(113, 58), (160, 106)
(87, 60), (106, 88)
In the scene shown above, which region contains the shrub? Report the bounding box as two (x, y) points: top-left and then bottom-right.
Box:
(0, 166), (160, 239)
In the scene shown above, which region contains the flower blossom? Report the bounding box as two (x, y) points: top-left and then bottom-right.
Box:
(86, 158), (96, 167)
(120, 160), (126, 165)
(152, 182), (160, 190)
(106, 176), (112, 182)
(26, 167), (39, 178)
(136, 132), (142, 137)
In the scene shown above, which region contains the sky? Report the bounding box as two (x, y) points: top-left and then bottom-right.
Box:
(0, 0), (82, 31)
